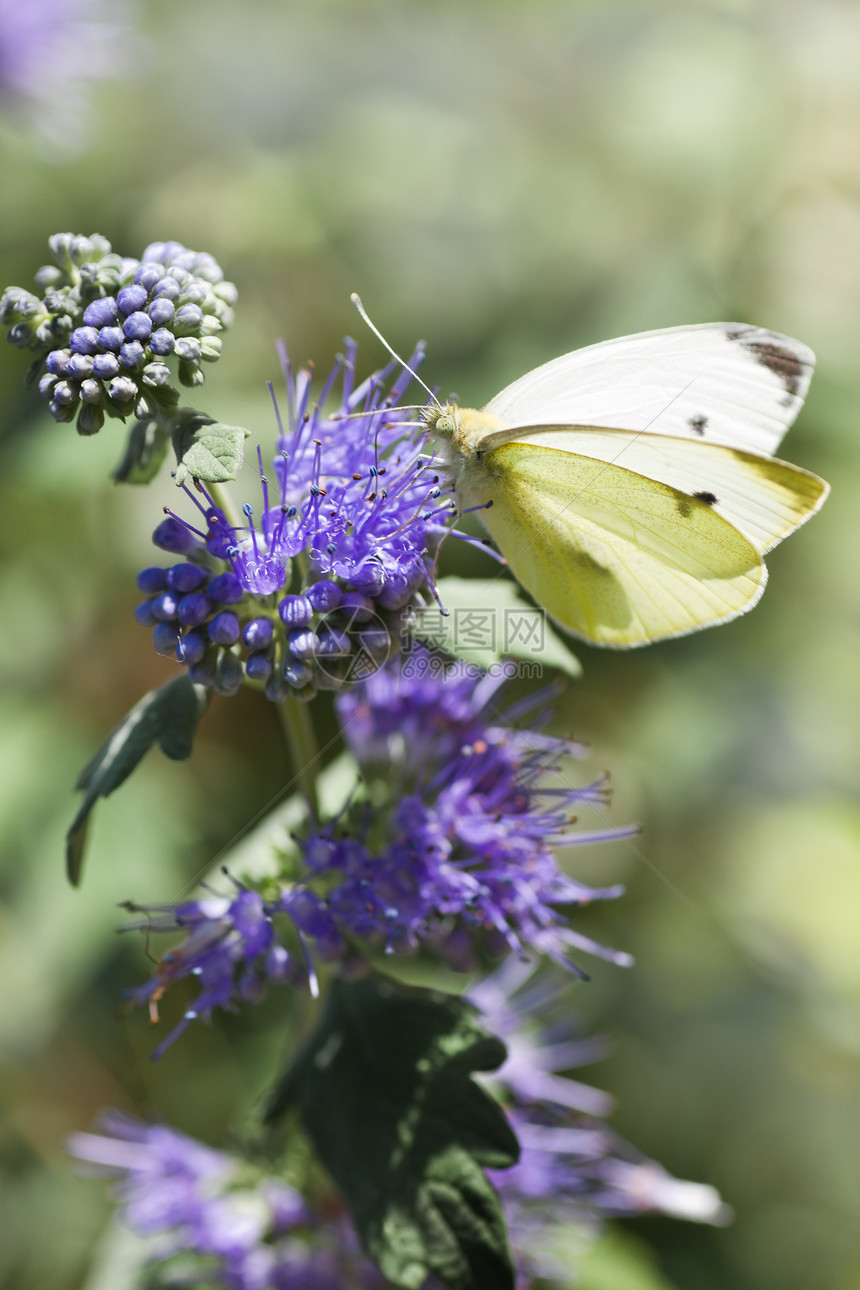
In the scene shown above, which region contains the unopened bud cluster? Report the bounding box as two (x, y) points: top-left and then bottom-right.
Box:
(1, 234), (236, 435)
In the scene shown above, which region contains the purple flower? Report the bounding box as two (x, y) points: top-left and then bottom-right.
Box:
(120, 883), (308, 1059)
(123, 653), (632, 1053)
(283, 649), (638, 972)
(138, 341), (457, 698)
(470, 961), (731, 1284)
(67, 1111), (388, 1289)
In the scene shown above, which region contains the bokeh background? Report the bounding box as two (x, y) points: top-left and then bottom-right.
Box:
(1, 1), (859, 1287)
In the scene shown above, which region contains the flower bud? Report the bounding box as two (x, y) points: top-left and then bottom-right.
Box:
(123, 311), (153, 342)
(46, 348), (71, 375)
(138, 567), (167, 593)
(134, 263), (164, 291)
(148, 328), (175, 356)
(108, 375), (137, 404)
(82, 297), (118, 328)
(92, 353), (119, 380)
(189, 652), (218, 686)
(117, 284), (148, 315)
(98, 325), (124, 352)
(67, 353), (94, 379)
(153, 622), (181, 656)
(209, 612), (240, 645)
(214, 651), (244, 696)
(70, 326), (100, 354)
(174, 336), (201, 362)
(287, 628), (318, 660)
(178, 360), (204, 387)
(173, 303), (203, 334)
(177, 629), (207, 665)
(79, 378), (103, 404)
(119, 341), (145, 369)
(154, 516), (203, 555)
(152, 276), (180, 300)
(242, 618), (274, 650)
(51, 380), (78, 406)
(208, 572), (244, 604)
(77, 404), (105, 435)
(148, 298), (174, 326)
(142, 362), (171, 388)
(245, 652), (273, 681)
(152, 591), (180, 621)
(166, 563), (207, 593)
(200, 336), (222, 361)
(278, 595), (313, 627)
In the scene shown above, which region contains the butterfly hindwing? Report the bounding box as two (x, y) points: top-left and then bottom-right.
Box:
(474, 425), (829, 555)
(481, 323), (815, 459)
(465, 441), (766, 647)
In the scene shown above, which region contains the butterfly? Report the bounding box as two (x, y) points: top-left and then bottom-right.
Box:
(410, 322), (830, 648)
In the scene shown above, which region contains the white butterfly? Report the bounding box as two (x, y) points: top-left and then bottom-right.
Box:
(415, 322), (829, 648)
(349, 299), (829, 649)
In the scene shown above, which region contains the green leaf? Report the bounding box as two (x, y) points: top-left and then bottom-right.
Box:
(171, 410), (249, 485)
(266, 973), (519, 1290)
(411, 575), (581, 678)
(66, 674), (209, 886)
(112, 418), (169, 485)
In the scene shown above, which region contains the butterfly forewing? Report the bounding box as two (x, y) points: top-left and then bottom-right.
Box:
(466, 442), (766, 647)
(481, 324), (815, 459)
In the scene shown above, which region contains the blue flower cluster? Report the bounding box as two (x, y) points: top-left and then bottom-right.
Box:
(68, 965), (728, 1290)
(122, 652), (635, 1055)
(135, 339), (453, 699)
(67, 1110), (389, 1290)
(286, 653), (634, 970)
(1, 233), (235, 434)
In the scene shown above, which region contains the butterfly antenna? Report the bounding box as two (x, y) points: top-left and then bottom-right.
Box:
(350, 293), (442, 409)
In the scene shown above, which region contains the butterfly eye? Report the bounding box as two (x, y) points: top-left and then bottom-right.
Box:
(433, 414), (455, 439)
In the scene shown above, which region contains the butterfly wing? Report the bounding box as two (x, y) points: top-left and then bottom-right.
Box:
(463, 441), (766, 648)
(481, 324), (815, 458)
(474, 425), (829, 555)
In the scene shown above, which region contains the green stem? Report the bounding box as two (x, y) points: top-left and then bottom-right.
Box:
(207, 480), (243, 530)
(277, 697), (321, 820)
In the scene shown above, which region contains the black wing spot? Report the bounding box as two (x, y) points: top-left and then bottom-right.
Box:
(693, 490), (718, 506)
(746, 342), (803, 397)
(725, 327), (804, 399)
(688, 414), (708, 435)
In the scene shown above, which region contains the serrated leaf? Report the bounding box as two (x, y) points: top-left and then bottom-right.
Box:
(266, 973), (519, 1290)
(172, 410), (248, 485)
(112, 418), (169, 484)
(411, 575), (581, 678)
(66, 674), (208, 886)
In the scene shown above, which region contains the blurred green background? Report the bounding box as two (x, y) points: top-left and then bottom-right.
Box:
(1, 1), (858, 1287)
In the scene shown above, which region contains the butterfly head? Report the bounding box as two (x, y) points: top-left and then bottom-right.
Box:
(421, 401), (460, 441)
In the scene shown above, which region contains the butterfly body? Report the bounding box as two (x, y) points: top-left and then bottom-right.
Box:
(422, 323), (829, 648)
